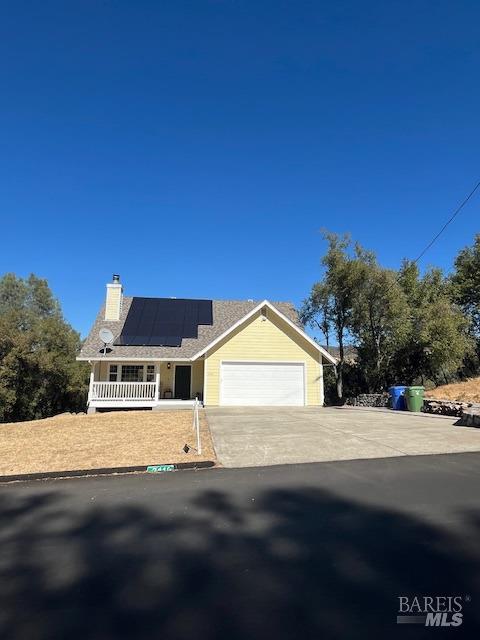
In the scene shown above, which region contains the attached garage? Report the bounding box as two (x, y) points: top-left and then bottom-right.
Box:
(220, 361), (305, 406)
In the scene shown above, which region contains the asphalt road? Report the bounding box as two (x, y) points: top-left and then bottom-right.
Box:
(1, 453), (480, 639)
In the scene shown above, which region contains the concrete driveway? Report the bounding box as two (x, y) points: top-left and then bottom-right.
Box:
(206, 406), (480, 468)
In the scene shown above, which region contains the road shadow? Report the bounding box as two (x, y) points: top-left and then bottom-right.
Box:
(0, 483), (479, 639)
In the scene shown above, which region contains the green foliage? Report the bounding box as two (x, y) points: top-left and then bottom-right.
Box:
(300, 232), (361, 399)
(0, 273), (89, 422)
(393, 262), (473, 386)
(451, 234), (480, 341)
(303, 233), (476, 401)
(350, 250), (411, 391)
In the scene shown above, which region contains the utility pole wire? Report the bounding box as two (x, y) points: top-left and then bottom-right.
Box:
(411, 179), (480, 265)
(381, 178), (480, 296)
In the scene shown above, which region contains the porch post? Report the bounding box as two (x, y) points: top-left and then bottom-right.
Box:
(155, 370), (160, 401)
(203, 357), (208, 406)
(88, 364), (95, 403)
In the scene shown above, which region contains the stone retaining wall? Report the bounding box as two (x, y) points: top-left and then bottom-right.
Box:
(346, 394), (480, 419)
(346, 393), (389, 408)
(422, 398), (476, 417)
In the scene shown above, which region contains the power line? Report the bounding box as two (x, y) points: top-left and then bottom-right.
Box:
(381, 178), (480, 296)
(411, 179), (480, 265)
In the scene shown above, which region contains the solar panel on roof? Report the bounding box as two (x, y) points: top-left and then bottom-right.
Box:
(147, 336), (182, 347)
(197, 300), (213, 325)
(114, 297), (213, 347)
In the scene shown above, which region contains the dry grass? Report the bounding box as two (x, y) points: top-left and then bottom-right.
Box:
(425, 377), (480, 403)
(0, 410), (216, 476)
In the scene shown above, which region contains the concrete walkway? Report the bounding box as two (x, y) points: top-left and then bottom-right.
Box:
(206, 406), (480, 468)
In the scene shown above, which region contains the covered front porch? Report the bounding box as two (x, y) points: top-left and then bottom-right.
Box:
(87, 360), (204, 411)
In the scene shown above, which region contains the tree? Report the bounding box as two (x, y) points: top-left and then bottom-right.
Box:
(394, 262), (473, 385)
(301, 232), (361, 400)
(300, 288), (332, 348)
(0, 273), (89, 422)
(302, 235), (475, 403)
(451, 234), (480, 345)
(350, 249), (410, 391)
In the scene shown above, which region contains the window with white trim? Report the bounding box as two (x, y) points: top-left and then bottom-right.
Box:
(121, 365), (144, 382)
(146, 365), (155, 382)
(109, 365), (118, 382)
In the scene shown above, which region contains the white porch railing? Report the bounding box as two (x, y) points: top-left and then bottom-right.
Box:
(91, 381), (157, 401)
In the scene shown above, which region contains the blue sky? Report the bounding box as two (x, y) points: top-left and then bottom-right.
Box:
(1, 1), (479, 337)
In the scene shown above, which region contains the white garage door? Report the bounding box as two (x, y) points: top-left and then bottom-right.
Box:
(220, 362), (305, 406)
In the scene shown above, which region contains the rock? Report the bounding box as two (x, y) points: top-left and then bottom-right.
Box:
(422, 399), (471, 417)
(458, 408), (480, 427)
(347, 395), (479, 417)
(349, 393), (389, 408)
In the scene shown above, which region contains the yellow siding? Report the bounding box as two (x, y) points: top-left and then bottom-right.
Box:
(191, 361), (204, 399)
(204, 311), (323, 406)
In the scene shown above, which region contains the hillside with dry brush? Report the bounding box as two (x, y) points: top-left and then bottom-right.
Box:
(425, 378), (480, 403)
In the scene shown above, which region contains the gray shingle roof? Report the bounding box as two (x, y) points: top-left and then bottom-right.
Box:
(78, 297), (302, 360)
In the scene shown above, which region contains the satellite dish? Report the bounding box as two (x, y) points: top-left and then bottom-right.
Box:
(99, 328), (114, 344)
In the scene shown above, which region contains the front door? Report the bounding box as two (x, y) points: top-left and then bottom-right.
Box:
(174, 365), (191, 400)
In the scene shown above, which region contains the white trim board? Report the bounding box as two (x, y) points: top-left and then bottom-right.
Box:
(107, 362), (157, 383)
(203, 356), (209, 405)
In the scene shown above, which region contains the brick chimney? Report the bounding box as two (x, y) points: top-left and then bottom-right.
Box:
(104, 274), (123, 321)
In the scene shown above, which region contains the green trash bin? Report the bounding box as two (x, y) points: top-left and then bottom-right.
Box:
(405, 386), (425, 412)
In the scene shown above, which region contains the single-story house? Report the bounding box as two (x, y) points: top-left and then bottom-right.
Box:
(77, 275), (337, 412)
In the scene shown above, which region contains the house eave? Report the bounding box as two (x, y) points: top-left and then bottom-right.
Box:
(77, 356), (195, 362)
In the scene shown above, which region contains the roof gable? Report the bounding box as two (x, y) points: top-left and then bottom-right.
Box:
(191, 300), (337, 364)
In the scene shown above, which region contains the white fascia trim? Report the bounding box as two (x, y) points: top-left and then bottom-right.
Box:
(191, 299), (338, 364)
